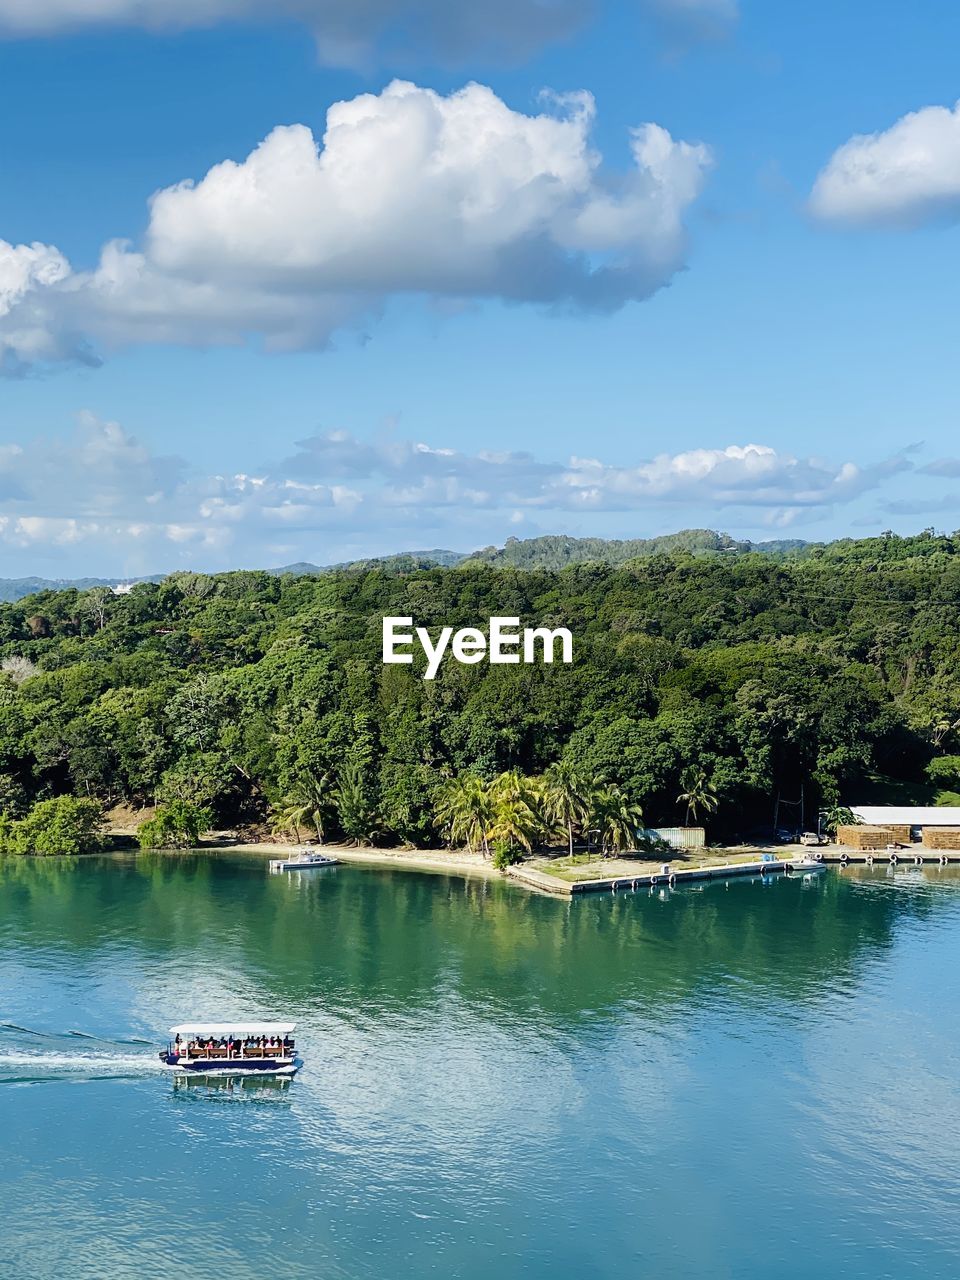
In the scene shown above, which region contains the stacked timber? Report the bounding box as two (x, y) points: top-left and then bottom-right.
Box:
(921, 827), (960, 850)
(837, 825), (910, 849)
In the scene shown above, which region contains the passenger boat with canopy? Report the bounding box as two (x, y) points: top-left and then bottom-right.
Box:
(159, 1022), (300, 1075)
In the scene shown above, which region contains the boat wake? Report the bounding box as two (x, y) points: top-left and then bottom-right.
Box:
(0, 1022), (158, 1085)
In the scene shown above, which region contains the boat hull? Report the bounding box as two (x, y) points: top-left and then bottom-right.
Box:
(160, 1053), (299, 1076)
(269, 857), (339, 872)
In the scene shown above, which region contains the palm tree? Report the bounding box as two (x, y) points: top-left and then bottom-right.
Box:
(273, 771), (332, 843)
(434, 774), (495, 856)
(270, 802), (309, 843)
(487, 770), (543, 854)
(592, 784), (644, 857)
(932, 714), (960, 748)
(334, 758), (380, 846)
(820, 803), (858, 836)
(541, 760), (593, 858)
(677, 767), (719, 826)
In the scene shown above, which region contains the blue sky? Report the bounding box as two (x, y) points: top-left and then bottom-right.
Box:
(1, 0), (960, 576)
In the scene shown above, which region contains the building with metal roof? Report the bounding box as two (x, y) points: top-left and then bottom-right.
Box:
(850, 806), (960, 828)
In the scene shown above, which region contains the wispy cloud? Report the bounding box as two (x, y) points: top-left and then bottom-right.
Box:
(882, 495), (960, 516)
(918, 458), (960, 478)
(642, 0), (738, 44)
(0, 416), (916, 572)
(0, 0), (589, 65)
(0, 1), (736, 66)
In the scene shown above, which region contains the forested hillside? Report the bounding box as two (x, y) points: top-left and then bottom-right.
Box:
(465, 530), (810, 568)
(0, 529), (809, 602)
(2, 529), (960, 850)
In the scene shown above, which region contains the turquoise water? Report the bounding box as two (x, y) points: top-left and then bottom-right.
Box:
(1, 853), (958, 1279)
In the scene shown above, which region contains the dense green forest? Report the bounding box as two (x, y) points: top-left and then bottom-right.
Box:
(464, 529), (810, 568)
(3, 528), (960, 851)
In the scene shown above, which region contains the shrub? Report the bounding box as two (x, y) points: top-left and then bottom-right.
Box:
(4, 796), (104, 856)
(137, 801), (213, 850)
(491, 840), (524, 871)
(927, 756), (960, 790)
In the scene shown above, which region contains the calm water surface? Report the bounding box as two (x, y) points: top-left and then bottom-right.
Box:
(1, 853), (959, 1279)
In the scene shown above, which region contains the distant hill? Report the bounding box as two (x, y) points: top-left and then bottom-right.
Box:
(0, 576), (155, 603)
(0, 552), (464, 602)
(17, 529), (960, 602)
(462, 531), (810, 570)
(271, 550), (464, 576)
(268, 534), (813, 576)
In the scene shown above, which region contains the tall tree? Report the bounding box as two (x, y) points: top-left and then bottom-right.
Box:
(488, 769), (543, 853)
(434, 774), (495, 856)
(591, 784), (644, 857)
(676, 767), (719, 826)
(542, 760), (593, 857)
(335, 757), (380, 846)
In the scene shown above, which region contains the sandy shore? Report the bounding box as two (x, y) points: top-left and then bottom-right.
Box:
(220, 840), (501, 881)
(199, 837), (812, 889)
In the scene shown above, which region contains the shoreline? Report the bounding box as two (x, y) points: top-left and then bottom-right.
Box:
(161, 836), (839, 897)
(208, 837), (960, 895)
(228, 840), (501, 882)
(81, 832), (960, 899)
(14, 835), (960, 900)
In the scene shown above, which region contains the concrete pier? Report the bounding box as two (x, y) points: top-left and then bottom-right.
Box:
(509, 857), (818, 898)
(508, 848), (960, 897)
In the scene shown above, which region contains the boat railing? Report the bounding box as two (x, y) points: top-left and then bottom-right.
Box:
(173, 1041), (295, 1061)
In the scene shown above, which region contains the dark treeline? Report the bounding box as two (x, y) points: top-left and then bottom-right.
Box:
(3, 528), (960, 847)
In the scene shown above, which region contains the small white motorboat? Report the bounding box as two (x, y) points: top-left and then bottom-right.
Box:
(269, 848), (340, 873)
(789, 852), (827, 872)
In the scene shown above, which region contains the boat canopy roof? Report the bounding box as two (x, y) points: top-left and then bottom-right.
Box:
(169, 1022), (296, 1038)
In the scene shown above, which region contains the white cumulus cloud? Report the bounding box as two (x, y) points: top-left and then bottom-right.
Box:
(0, 80), (712, 373)
(810, 99), (960, 227)
(552, 443), (900, 509)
